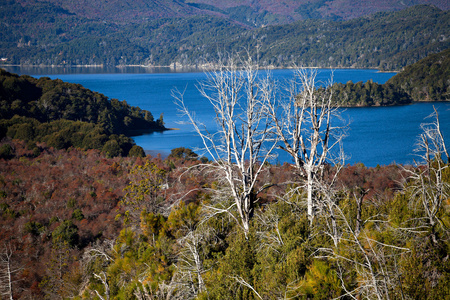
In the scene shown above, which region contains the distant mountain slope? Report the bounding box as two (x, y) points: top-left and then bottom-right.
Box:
(33, 0), (201, 24)
(246, 5), (450, 70)
(188, 0), (450, 24)
(0, 3), (448, 70)
(24, 0), (450, 27)
(32, 0), (450, 26)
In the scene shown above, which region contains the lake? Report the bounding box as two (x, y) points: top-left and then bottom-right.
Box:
(6, 67), (450, 167)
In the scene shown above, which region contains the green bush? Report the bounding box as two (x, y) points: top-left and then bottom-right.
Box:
(71, 209), (84, 221)
(0, 143), (14, 159)
(128, 145), (145, 157)
(52, 220), (79, 248)
(102, 139), (122, 157)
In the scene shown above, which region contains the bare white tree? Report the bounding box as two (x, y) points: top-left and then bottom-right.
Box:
(172, 229), (207, 298)
(93, 272), (110, 300)
(316, 106), (448, 300)
(0, 245), (17, 300)
(173, 53), (278, 237)
(82, 239), (116, 300)
(148, 217), (223, 300)
(402, 106), (449, 241)
(0, 244), (21, 300)
(314, 183), (410, 300)
(268, 68), (346, 219)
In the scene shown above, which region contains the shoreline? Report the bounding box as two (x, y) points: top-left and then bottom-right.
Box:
(1, 64), (401, 76)
(127, 127), (179, 138)
(339, 99), (450, 109)
(1, 63), (398, 73)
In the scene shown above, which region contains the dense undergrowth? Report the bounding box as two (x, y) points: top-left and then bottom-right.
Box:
(0, 140), (448, 299)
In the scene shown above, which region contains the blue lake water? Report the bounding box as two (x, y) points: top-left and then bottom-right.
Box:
(8, 67), (450, 167)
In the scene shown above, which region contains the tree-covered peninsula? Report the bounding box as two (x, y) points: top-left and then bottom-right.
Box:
(0, 69), (166, 157)
(329, 48), (449, 106)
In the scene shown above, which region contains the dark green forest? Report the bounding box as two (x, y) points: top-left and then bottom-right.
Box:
(0, 69), (165, 157)
(0, 3), (448, 70)
(329, 80), (412, 107)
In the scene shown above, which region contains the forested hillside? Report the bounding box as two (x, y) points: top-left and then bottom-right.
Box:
(1, 3), (448, 70)
(187, 0), (450, 23)
(387, 48), (450, 102)
(0, 142), (139, 298)
(0, 69), (165, 157)
(13, 0), (450, 25)
(239, 5), (449, 70)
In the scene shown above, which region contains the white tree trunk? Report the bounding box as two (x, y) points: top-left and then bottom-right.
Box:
(306, 169), (314, 218)
(173, 53), (277, 236)
(0, 245), (16, 300)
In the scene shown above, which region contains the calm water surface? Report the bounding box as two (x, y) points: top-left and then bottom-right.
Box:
(8, 67), (449, 167)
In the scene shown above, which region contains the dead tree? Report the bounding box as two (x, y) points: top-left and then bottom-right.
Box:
(173, 229), (207, 298)
(0, 244), (22, 300)
(314, 183), (409, 300)
(174, 54), (278, 237)
(403, 106), (449, 242)
(268, 68), (345, 219)
(82, 239), (116, 300)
